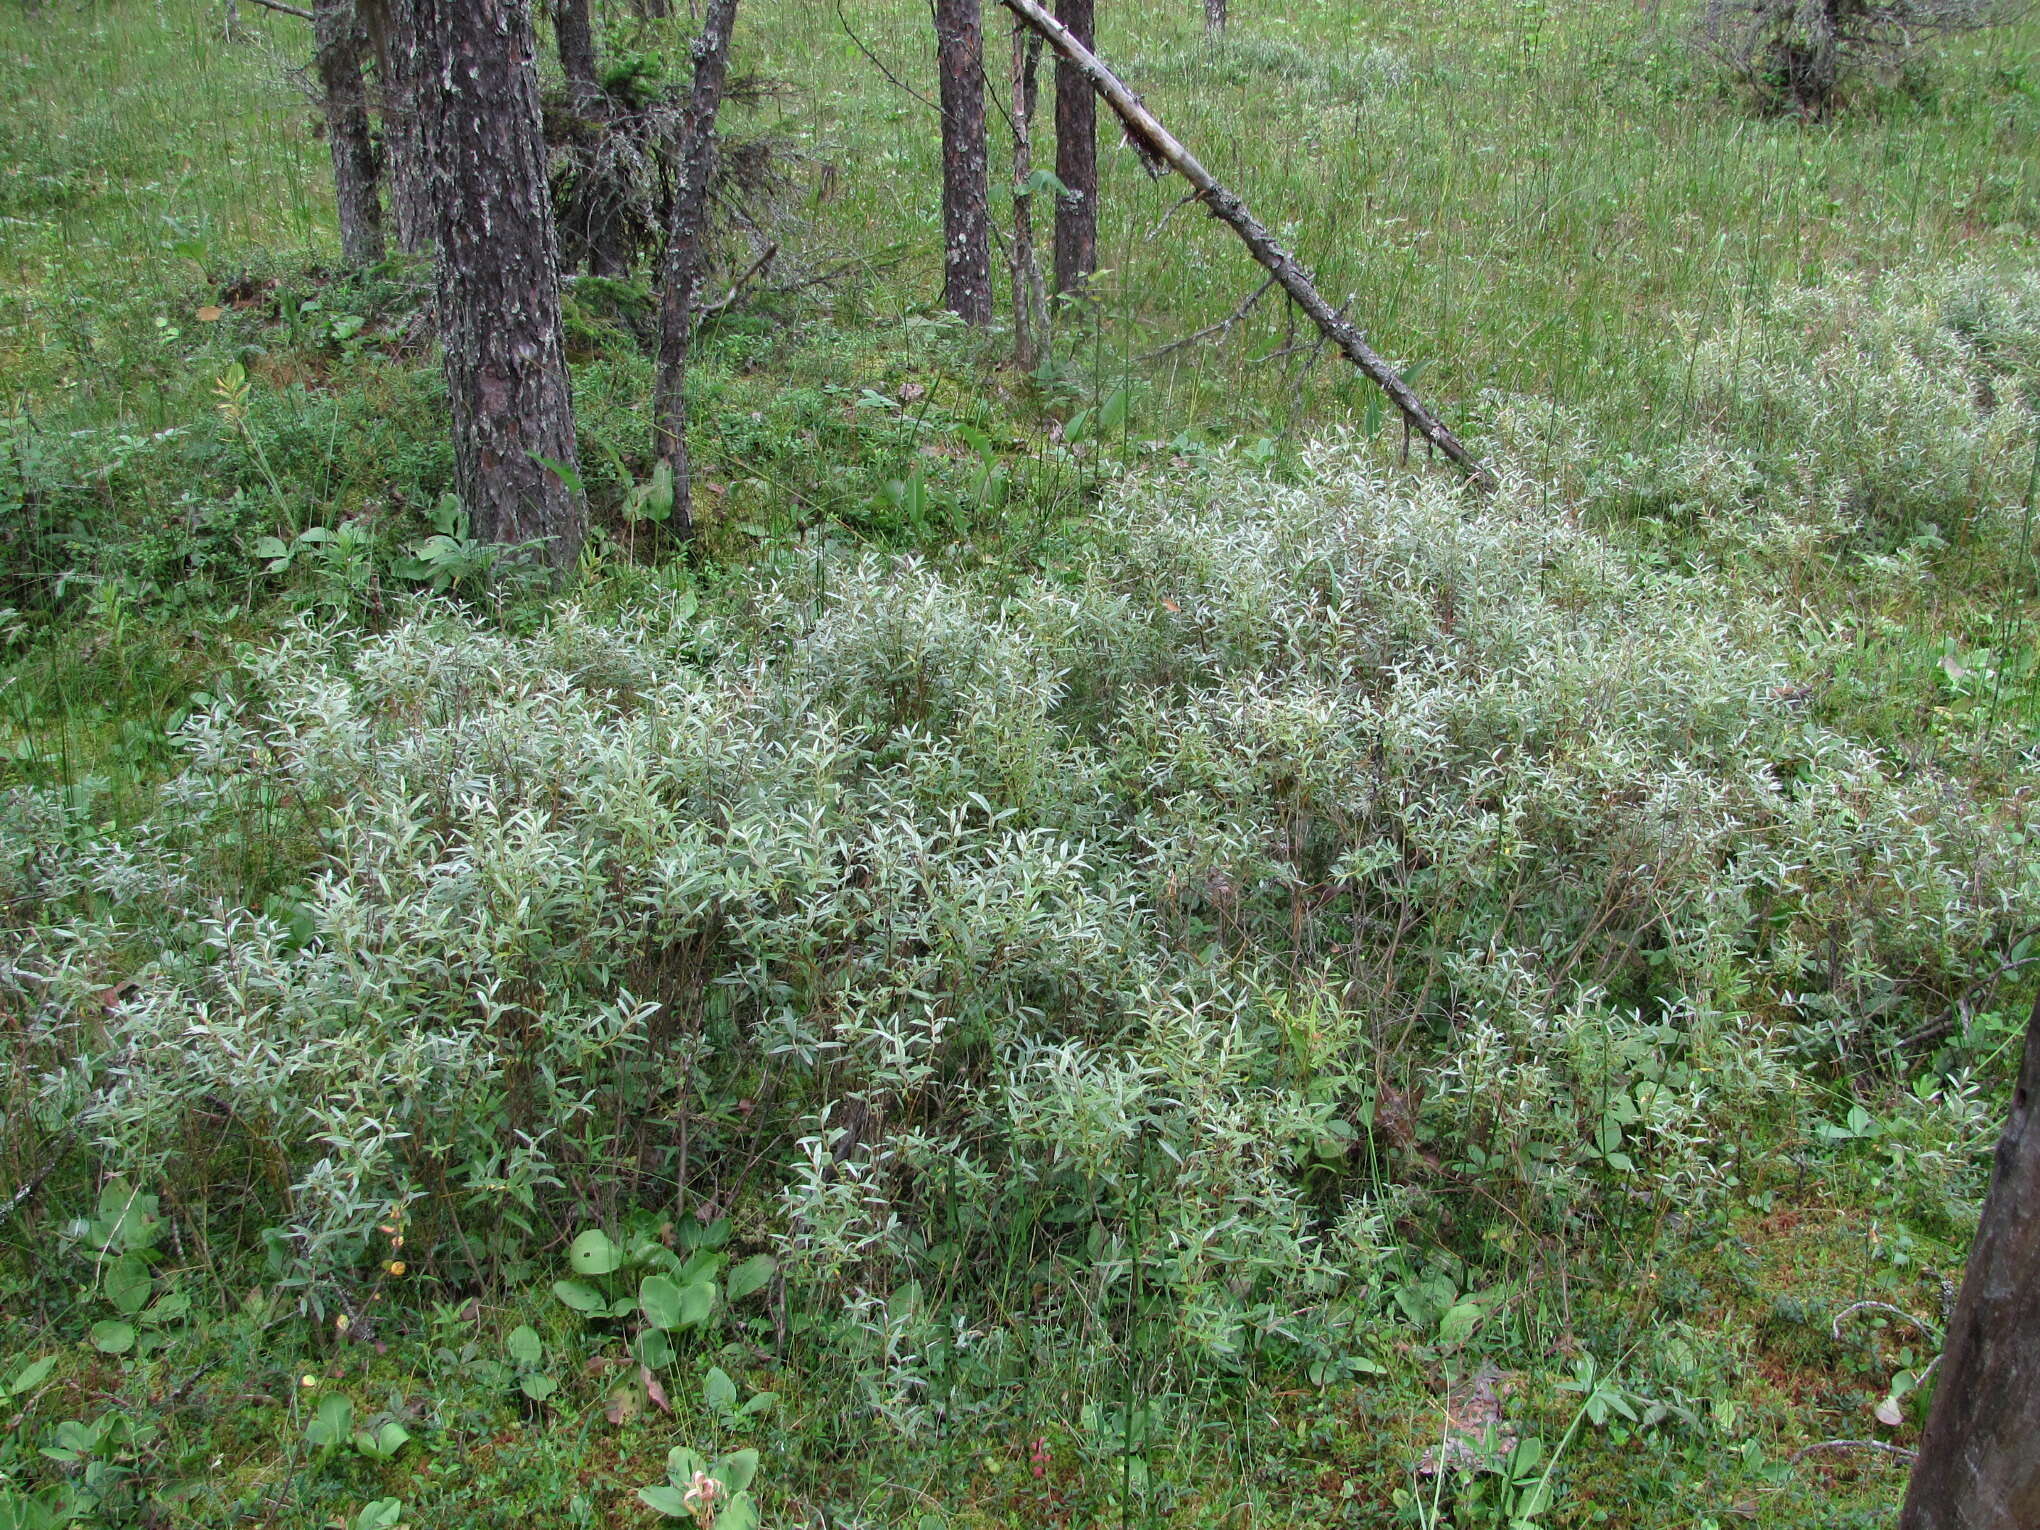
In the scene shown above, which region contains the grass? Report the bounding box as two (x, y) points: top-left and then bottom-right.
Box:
(0, 0), (2037, 1527)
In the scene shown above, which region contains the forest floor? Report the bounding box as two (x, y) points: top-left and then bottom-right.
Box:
(2, 1), (2038, 1527)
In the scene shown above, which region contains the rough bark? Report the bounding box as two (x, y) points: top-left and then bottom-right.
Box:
(1204, 0), (1226, 35)
(933, 0), (993, 325)
(999, 0), (1491, 487)
(314, 0), (386, 267)
(414, 0), (586, 568)
(361, 0), (433, 253)
(1900, 991), (2040, 1530)
(652, 0), (741, 540)
(554, 0), (602, 113)
(1008, 25), (1048, 367)
(1050, 0), (1096, 294)
(553, 0), (632, 276)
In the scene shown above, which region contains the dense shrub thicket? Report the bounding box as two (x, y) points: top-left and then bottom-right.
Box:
(4, 412), (2031, 1389)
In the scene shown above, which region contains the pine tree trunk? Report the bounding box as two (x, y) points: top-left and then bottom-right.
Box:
(1204, 0), (1225, 35)
(652, 0), (741, 539)
(314, 0), (386, 267)
(1900, 991), (2040, 1529)
(413, 0), (586, 569)
(555, 0), (602, 113)
(1050, 0), (1095, 294)
(361, 0), (433, 254)
(1008, 25), (1047, 367)
(933, 0), (993, 325)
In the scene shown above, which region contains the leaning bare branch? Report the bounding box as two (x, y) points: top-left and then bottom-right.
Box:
(833, 0), (937, 112)
(699, 240), (780, 320)
(1143, 190), (1201, 242)
(996, 0), (1492, 488)
(1139, 276), (1275, 361)
(247, 0), (313, 20)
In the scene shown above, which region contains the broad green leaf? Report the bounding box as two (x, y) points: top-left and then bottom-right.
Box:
(635, 1329), (674, 1369)
(519, 1372), (558, 1402)
(0, 1492), (55, 1530)
(715, 1449), (760, 1493)
(676, 1281), (716, 1328)
(140, 1289), (189, 1326)
(677, 1248), (724, 1286)
(94, 1182), (162, 1253)
(569, 1229), (623, 1276)
(104, 1255), (151, 1316)
(724, 1254), (775, 1303)
(738, 1391), (777, 1418)
(703, 1366), (738, 1414)
(8, 1357), (55, 1397)
(1098, 386), (1131, 432)
(306, 1392), (355, 1448)
(552, 1279), (605, 1314)
(506, 1325), (542, 1369)
(664, 1446), (708, 1483)
(640, 1275), (685, 1330)
(87, 1321), (134, 1356)
(714, 1491), (759, 1530)
(1438, 1302), (1483, 1345)
(353, 1500), (404, 1530)
(355, 1421), (411, 1460)
(637, 1485), (691, 1518)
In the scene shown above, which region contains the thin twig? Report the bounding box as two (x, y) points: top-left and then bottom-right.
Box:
(245, 0), (313, 20)
(1139, 275), (1275, 361)
(1791, 1439), (1917, 1465)
(836, 0), (937, 111)
(1831, 1300), (1941, 1343)
(699, 241), (779, 320)
(1143, 190), (1200, 242)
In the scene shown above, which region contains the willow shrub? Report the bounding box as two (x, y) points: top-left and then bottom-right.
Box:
(4, 297), (2035, 1362)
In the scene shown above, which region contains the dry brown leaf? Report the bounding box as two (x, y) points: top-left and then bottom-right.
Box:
(195, 306), (225, 322)
(643, 1365), (671, 1413)
(1416, 1367), (1517, 1477)
(604, 1381), (640, 1426)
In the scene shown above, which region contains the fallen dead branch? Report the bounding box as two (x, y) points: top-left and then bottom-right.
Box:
(997, 0), (1491, 488)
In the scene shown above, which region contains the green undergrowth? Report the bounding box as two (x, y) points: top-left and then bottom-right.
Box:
(3, 0), (2039, 1525)
(3, 438), (2034, 1525)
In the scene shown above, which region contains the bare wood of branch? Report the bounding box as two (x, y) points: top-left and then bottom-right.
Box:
(245, 0), (313, 21)
(698, 241), (779, 320)
(1791, 1439), (1918, 1465)
(1143, 190), (1200, 242)
(997, 0), (1492, 489)
(1137, 275), (1274, 362)
(833, 0), (937, 112)
(1830, 1300), (1942, 1343)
